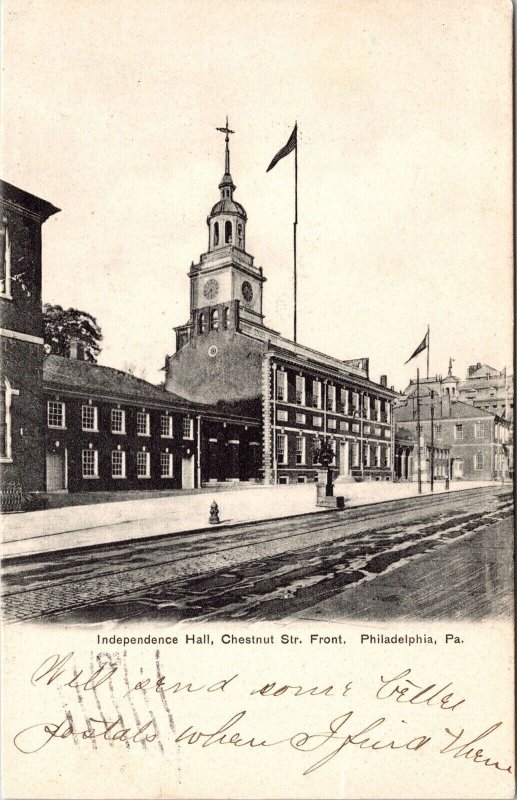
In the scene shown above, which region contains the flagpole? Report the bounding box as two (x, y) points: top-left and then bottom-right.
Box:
(427, 325), (430, 379)
(416, 367), (422, 494)
(293, 122), (298, 343)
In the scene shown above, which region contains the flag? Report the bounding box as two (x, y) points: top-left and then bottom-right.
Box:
(266, 124), (297, 172)
(405, 330), (429, 364)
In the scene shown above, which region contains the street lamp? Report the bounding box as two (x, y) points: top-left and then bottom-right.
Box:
(314, 437), (335, 497)
(417, 383), (436, 492)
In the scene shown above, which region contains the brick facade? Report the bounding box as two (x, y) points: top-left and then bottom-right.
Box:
(270, 359), (394, 484)
(43, 355), (261, 493)
(44, 392), (195, 492)
(0, 181), (59, 496)
(394, 397), (512, 482)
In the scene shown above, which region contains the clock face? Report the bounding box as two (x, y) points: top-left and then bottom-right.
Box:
(241, 281), (253, 303)
(203, 278), (219, 300)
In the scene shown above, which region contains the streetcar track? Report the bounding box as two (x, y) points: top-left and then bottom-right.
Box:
(2, 489), (511, 623)
(2, 487), (509, 598)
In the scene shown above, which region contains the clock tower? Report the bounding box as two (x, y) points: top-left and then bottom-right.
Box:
(186, 119), (266, 335)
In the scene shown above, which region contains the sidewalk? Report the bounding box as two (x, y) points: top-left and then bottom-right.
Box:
(0, 480), (497, 560)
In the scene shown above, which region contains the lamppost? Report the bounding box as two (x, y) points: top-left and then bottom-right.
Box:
(417, 383), (436, 492)
(314, 437), (335, 497)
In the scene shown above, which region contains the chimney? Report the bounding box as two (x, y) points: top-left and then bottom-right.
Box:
(69, 337), (85, 360)
(380, 375), (387, 388)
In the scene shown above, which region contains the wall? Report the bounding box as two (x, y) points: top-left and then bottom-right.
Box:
(44, 394), (196, 492)
(1, 337), (45, 492)
(166, 318), (265, 415)
(270, 361), (394, 484)
(1, 208), (44, 339)
(398, 417), (497, 481)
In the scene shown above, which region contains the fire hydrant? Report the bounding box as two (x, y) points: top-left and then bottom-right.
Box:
(209, 501), (220, 524)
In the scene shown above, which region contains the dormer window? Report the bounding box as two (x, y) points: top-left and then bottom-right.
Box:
(213, 221), (219, 246)
(225, 220), (232, 244)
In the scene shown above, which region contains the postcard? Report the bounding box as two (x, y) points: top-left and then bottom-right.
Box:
(1, 0), (514, 798)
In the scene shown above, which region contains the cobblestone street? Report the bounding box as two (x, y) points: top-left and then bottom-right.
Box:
(2, 486), (513, 624)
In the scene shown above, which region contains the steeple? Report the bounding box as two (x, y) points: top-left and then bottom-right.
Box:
(216, 116), (235, 194)
(208, 117), (247, 251)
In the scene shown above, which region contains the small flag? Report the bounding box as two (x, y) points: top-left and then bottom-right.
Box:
(266, 124), (297, 172)
(405, 330), (429, 364)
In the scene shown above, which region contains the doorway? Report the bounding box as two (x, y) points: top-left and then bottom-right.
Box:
(46, 451), (66, 492)
(181, 455), (195, 489)
(339, 441), (350, 477)
(452, 459), (463, 479)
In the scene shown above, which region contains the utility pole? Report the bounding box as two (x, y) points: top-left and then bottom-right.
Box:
(430, 390), (435, 493)
(360, 393), (364, 478)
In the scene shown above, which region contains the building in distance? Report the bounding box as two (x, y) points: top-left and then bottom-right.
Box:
(394, 394), (512, 483)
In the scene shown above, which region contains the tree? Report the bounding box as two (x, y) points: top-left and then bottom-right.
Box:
(43, 304), (103, 363)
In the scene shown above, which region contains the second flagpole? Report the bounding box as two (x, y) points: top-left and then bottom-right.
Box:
(293, 122), (298, 343)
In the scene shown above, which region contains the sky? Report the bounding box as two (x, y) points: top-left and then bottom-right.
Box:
(2, 0), (513, 391)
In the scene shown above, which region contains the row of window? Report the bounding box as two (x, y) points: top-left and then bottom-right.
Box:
(198, 307), (230, 334)
(275, 372), (390, 420)
(47, 402), (194, 439)
(276, 409), (391, 437)
(275, 434), (391, 468)
(447, 422), (486, 440)
(82, 449), (174, 479)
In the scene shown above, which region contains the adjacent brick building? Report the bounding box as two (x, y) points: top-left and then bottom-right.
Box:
(43, 353), (261, 492)
(394, 395), (512, 482)
(0, 181), (59, 497)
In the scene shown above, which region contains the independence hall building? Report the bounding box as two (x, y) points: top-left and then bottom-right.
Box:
(165, 130), (396, 484)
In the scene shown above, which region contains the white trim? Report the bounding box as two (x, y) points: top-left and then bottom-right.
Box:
(0, 225), (12, 299)
(0, 377), (18, 461)
(111, 408), (126, 435)
(0, 328), (44, 345)
(81, 448), (99, 479)
(160, 412), (174, 438)
(47, 399), (66, 429)
(137, 450), (151, 478)
(136, 410), (150, 437)
(81, 404), (99, 432)
(111, 449), (127, 479)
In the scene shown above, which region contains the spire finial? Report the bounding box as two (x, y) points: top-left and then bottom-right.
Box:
(448, 357), (454, 376)
(216, 116), (234, 175)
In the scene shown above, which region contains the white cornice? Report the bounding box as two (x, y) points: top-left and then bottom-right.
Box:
(0, 328), (44, 345)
